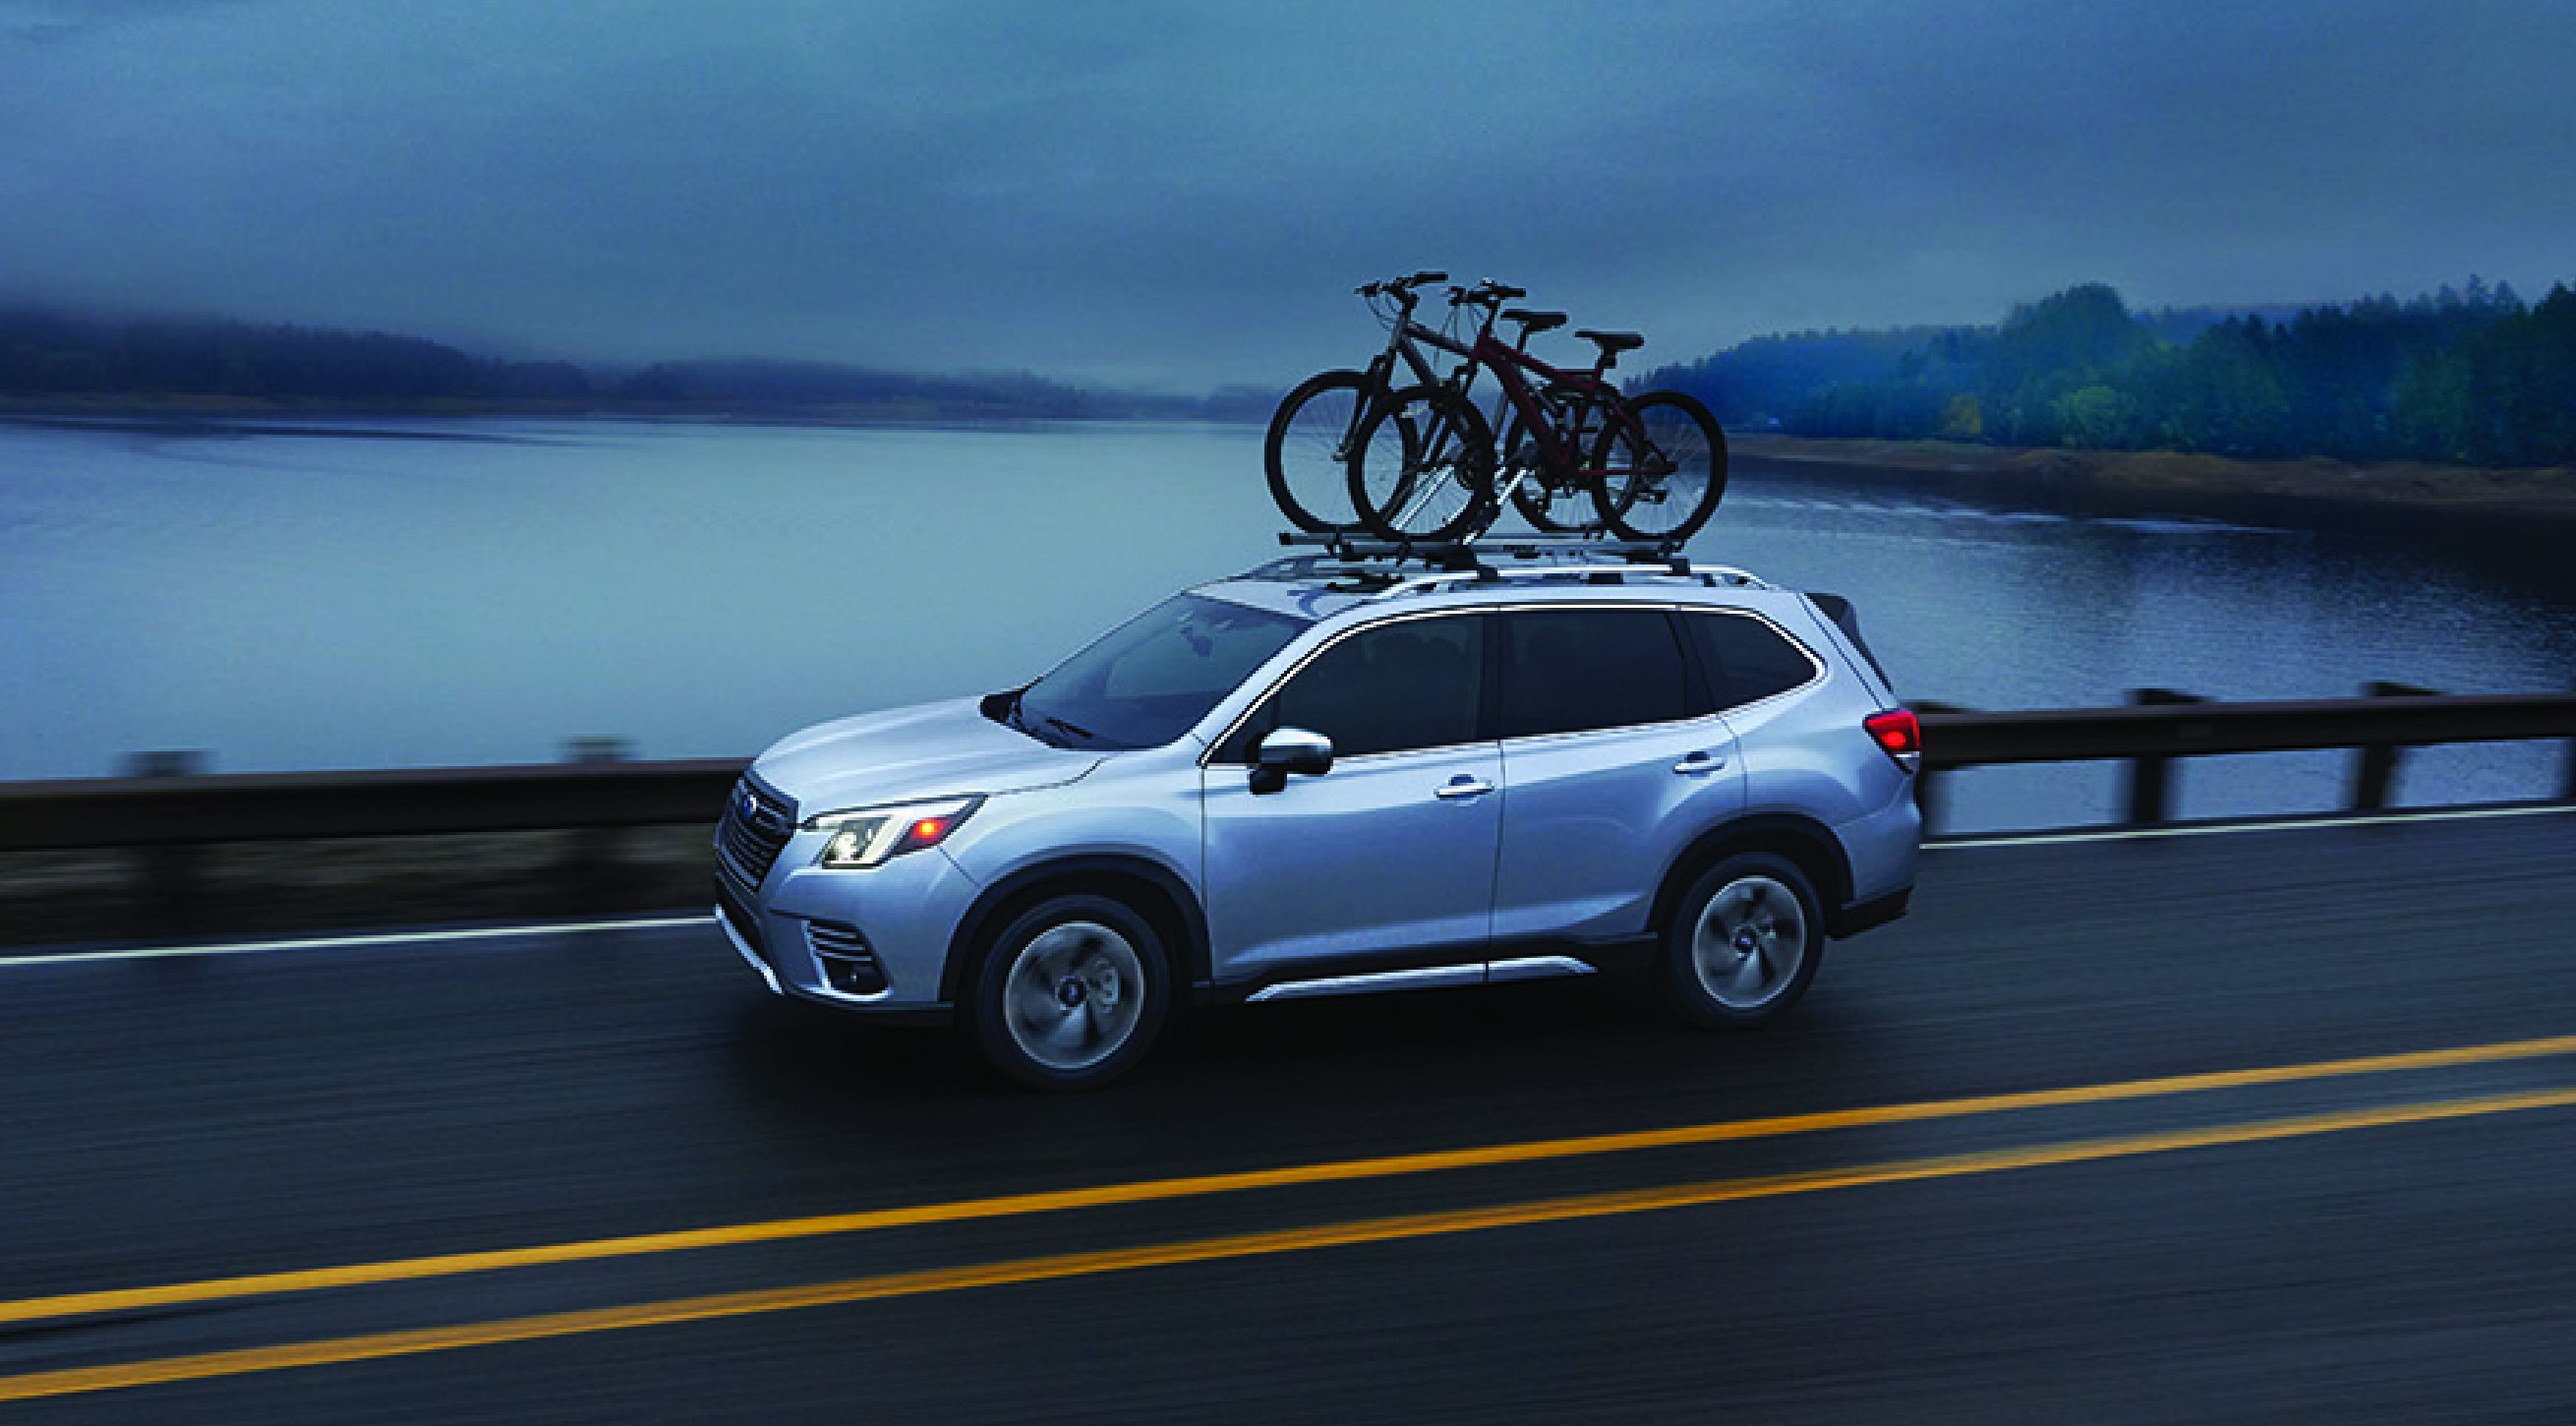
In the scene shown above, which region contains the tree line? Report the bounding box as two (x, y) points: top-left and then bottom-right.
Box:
(0, 309), (1262, 421)
(1638, 278), (2576, 466)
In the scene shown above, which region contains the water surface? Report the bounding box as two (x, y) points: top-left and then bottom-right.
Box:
(5, 418), (2571, 831)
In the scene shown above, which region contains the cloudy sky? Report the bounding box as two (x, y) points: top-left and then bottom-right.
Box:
(4, 0), (2572, 387)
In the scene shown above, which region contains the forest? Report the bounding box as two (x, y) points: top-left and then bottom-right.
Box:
(1638, 279), (2576, 467)
(0, 310), (1263, 421)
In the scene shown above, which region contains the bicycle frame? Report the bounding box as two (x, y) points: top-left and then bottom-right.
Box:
(1325, 289), (1495, 457)
(1472, 335), (1660, 491)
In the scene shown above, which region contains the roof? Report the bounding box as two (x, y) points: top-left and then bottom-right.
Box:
(1194, 549), (1777, 624)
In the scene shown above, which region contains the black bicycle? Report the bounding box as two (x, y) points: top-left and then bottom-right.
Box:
(1264, 272), (1525, 533)
(1347, 317), (1726, 545)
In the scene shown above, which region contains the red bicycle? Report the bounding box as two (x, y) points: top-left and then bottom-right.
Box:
(1344, 302), (1727, 545)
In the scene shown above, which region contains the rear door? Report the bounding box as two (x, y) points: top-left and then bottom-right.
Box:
(1491, 605), (1742, 943)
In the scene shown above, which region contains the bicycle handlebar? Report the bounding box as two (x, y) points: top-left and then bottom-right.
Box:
(1446, 279), (1527, 309)
(1355, 270), (1451, 298)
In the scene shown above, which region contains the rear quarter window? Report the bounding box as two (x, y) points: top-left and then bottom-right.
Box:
(1684, 611), (1821, 712)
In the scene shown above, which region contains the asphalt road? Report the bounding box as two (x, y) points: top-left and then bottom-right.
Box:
(5, 808), (2576, 1422)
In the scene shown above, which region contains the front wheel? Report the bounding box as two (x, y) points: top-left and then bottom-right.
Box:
(1660, 853), (1824, 1029)
(1594, 390), (1727, 543)
(966, 894), (1170, 1091)
(1265, 370), (1376, 533)
(1347, 384), (1495, 543)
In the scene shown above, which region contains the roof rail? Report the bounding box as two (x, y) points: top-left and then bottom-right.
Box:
(1247, 531), (1770, 600)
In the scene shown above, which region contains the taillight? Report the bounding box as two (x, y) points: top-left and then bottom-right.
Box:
(1864, 708), (1920, 767)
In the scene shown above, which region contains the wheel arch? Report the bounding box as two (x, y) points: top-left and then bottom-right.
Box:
(1649, 812), (1852, 944)
(940, 855), (1210, 1003)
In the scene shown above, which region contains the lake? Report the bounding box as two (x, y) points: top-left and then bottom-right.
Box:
(4, 416), (2572, 832)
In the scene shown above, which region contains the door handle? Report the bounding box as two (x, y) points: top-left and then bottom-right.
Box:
(1673, 751), (1728, 775)
(1434, 777), (1495, 800)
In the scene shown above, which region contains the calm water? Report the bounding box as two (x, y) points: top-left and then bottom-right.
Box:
(5, 417), (2572, 831)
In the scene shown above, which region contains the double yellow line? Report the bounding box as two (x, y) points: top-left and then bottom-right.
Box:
(6, 1033), (2575, 1404)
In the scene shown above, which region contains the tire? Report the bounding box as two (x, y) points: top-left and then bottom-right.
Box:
(965, 893), (1170, 1091)
(1346, 384), (1495, 543)
(1265, 370), (1376, 533)
(1660, 852), (1825, 1029)
(1502, 411), (1603, 533)
(1595, 389), (1727, 543)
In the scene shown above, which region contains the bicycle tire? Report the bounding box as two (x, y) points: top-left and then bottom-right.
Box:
(1594, 389), (1727, 543)
(1347, 384), (1495, 543)
(1264, 370), (1377, 533)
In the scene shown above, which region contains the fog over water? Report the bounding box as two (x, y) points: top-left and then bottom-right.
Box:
(4, 419), (2570, 831)
(5, 1), (2575, 385)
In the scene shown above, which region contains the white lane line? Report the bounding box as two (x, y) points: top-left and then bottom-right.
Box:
(0, 915), (713, 968)
(1930, 801), (2576, 851)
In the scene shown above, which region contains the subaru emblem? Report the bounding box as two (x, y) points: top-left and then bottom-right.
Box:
(740, 790), (760, 819)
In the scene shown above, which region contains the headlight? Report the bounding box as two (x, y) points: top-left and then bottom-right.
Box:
(804, 796), (982, 869)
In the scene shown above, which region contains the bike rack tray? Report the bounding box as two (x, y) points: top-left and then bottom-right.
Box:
(1276, 530), (1686, 571)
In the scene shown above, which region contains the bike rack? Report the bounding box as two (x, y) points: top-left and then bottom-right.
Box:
(1275, 529), (1687, 571)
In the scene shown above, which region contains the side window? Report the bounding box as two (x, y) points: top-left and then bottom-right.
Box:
(1685, 611), (1819, 712)
(1230, 614), (1486, 760)
(1498, 608), (1690, 739)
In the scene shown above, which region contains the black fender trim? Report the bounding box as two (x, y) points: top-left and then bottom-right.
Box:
(1829, 885), (1913, 939)
(1649, 812), (1856, 945)
(939, 855), (1211, 1002)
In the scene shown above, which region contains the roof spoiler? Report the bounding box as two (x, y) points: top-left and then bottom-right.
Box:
(1806, 591), (1894, 692)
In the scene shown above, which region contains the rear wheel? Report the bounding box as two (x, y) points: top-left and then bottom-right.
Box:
(966, 893), (1170, 1091)
(1660, 853), (1824, 1029)
(1594, 390), (1727, 543)
(1265, 370), (1376, 533)
(1347, 384), (1495, 542)
(1502, 412), (1605, 533)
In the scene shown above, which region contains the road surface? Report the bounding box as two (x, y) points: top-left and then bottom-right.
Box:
(5, 807), (2574, 1421)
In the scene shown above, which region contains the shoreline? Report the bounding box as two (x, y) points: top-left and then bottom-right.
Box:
(1728, 434), (2576, 532)
(10, 399), (2575, 533)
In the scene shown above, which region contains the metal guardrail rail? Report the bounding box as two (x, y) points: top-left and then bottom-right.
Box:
(1912, 686), (2576, 828)
(0, 688), (2571, 856)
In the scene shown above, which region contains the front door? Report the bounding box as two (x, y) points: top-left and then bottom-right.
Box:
(1201, 611), (1498, 981)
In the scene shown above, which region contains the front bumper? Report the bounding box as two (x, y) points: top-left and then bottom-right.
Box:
(716, 828), (976, 1014)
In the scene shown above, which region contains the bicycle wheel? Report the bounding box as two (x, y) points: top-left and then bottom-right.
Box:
(1593, 389), (1727, 542)
(1347, 384), (1495, 542)
(1502, 407), (1606, 533)
(1264, 370), (1376, 533)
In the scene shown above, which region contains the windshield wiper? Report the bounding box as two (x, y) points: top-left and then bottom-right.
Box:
(1041, 715), (1098, 744)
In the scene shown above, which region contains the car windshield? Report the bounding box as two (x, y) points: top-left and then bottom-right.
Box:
(1006, 593), (1310, 750)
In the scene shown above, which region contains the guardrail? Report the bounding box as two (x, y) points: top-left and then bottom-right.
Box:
(5, 690), (2575, 853)
(1911, 685), (2576, 830)
(2, 689), (2571, 934)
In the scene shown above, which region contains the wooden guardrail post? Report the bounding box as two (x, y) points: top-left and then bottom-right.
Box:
(2352, 682), (2437, 811)
(2124, 688), (2205, 825)
(1910, 701), (1967, 836)
(123, 750), (208, 935)
(558, 738), (632, 908)
(2565, 685), (2576, 804)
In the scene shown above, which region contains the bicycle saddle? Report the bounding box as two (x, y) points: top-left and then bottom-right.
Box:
(1501, 309), (1567, 332)
(1576, 329), (1645, 353)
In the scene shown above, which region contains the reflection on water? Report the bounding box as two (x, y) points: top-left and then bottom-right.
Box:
(4, 418), (2571, 831)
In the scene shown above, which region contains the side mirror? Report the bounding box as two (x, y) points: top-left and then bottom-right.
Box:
(1250, 727), (1333, 795)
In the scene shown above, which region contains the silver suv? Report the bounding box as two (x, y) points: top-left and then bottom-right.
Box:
(715, 553), (1919, 1089)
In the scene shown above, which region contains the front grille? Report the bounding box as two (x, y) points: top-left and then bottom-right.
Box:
(715, 876), (766, 959)
(716, 775), (796, 893)
(805, 920), (887, 996)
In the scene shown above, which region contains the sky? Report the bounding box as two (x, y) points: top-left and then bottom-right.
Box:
(5, 0), (2574, 389)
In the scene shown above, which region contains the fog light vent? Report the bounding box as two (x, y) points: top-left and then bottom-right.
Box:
(804, 920), (888, 996)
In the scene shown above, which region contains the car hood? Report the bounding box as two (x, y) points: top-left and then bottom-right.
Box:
(750, 695), (1101, 817)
